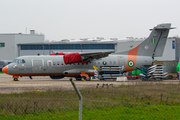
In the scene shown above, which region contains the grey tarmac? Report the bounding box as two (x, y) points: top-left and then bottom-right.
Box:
(0, 73), (179, 94)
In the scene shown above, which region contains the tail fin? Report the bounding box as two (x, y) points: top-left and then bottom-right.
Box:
(119, 23), (172, 58)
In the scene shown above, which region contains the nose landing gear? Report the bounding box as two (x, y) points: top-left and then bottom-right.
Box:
(13, 76), (19, 81)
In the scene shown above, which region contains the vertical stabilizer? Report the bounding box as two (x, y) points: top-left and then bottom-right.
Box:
(119, 23), (172, 57)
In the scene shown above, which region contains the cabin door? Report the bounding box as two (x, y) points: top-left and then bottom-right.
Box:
(32, 59), (44, 73)
(118, 56), (125, 70)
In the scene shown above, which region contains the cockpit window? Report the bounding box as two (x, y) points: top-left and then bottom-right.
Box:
(13, 59), (26, 64)
(13, 59), (19, 63)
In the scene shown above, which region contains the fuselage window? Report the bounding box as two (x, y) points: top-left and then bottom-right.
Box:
(22, 59), (26, 63)
(61, 61), (63, 65)
(86, 62), (88, 65)
(98, 62), (100, 65)
(47, 60), (53, 68)
(53, 62), (56, 66)
(113, 61), (116, 65)
(57, 62), (59, 65)
(82, 63), (84, 65)
(48, 62), (51, 66)
(109, 61), (112, 65)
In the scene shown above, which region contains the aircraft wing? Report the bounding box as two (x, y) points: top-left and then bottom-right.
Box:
(79, 51), (114, 61)
(63, 51), (114, 64)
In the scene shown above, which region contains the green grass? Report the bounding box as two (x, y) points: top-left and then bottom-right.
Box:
(1, 105), (180, 120)
(1, 84), (180, 119)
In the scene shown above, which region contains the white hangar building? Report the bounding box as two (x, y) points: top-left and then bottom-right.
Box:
(0, 30), (179, 61)
(0, 30), (44, 60)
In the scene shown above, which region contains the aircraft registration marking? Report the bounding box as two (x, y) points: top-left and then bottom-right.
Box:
(18, 68), (31, 71)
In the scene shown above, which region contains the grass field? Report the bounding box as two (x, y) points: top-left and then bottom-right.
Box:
(0, 83), (180, 119)
(1, 105), (180, 120)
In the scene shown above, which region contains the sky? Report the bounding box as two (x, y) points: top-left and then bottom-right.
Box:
(0, 0), (179, 41)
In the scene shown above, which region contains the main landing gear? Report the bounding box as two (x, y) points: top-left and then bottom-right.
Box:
(75, 71), (91, 81)
(76, 76), (90, 81)
(13, 76), (19, 81)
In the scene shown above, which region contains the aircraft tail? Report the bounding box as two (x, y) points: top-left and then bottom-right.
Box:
(119, 23), (172, 58)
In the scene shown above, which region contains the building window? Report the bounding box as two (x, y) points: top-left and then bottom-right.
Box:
(44, 45), (49, 50)
(82, 44), (89, 49)
(30, 45), (43, 50)
(20, 44), (114, 50)
(106, 44), (114, 49)
(75, 44), (81, 49)
(21, 45), (29, 50)
(50, 45), (58, 50)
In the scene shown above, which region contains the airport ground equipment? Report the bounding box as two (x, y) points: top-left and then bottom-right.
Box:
(148, 65), (168, 80)
(176, 62), (179, 78)
(135, 67), (147, 79)
(98, 66), (124, 80)
(138, 65), (168, 80)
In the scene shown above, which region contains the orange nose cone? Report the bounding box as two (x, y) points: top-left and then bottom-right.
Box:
(2, 66), (8, 73)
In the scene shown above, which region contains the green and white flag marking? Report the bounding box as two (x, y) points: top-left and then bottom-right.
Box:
(151, 39), (155, 43)
(128, 60), (134, 67)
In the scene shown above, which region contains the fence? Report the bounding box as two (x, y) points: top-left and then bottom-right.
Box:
(0, 82), (180, 119)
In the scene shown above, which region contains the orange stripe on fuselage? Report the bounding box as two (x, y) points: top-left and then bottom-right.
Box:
(125, 45), (139, 71)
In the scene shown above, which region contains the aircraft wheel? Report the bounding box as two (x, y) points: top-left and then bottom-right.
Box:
(14, 78), (18, 81)
(75, 76), (82, 81)
(81, 76), (90, 81)
(86, 77), (90, 81)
